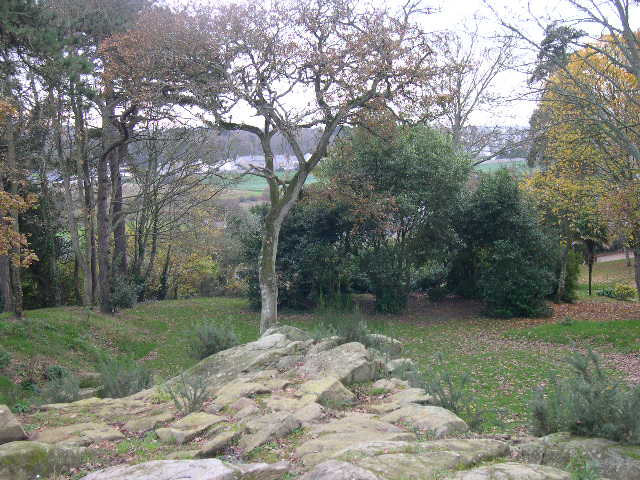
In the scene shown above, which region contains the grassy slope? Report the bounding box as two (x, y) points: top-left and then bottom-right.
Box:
(0, 257), (637, 432)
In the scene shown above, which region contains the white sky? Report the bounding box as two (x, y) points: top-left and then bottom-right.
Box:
(171, 0), (635, 128)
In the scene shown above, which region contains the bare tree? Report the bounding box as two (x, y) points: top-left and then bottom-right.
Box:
(494, 0), (640, 295)
(106, 0), (441, 331)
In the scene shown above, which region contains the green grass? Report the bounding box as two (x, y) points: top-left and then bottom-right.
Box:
(1, 290), (637, 433)
(223, 171), (318, 193)
(505, 319), (640, 354)
(576, 258), (637, 301)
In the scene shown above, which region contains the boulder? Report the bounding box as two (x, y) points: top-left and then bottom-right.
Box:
(381, 405), (469, 439)
(295, 415), (416, 466)
(332, 439), (509, 464)
(213, 379), (271, 406)
(369, 388), (432, 414)
(371, 378), (410, 392)
(513, 432), (640, 480)
(79, 459), (290, 480)
(299, 377), (355, 408)
(32, 422), (124, 446)
(0, 405), (27, 444)
(448, 462), (571, 479)
(300, 342), (384, 385)
(124, 410), (174, 433)
(301, 460), (381, 480)
(293, 402), (324, 425)
(386, 358), (418, 378)
(0, 441), (84, 480)
(355, 451), (464, 479)
(196, 430), (241, 458)
(238, 411), (301, 453)
(156, 412), (225, 445)
(262, 325), (311, 342)
(366, 334), (403, 357)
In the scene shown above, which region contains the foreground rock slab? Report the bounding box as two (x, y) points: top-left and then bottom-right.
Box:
(0, 441), (84, 480)
(380, 405), (469, 438)
(300, 342), (384, 384)
(0, 405), (27, 444)
(301, 460), (381, 480)
(449, 462), (571, 479)
(513, 432), (640, 480)
(80, 459), (290, 480)
(32, 421), (124, 446)
(156, 412), (225, 444)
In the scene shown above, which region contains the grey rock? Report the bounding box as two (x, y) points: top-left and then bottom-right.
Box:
(513, 433), (640, 480)
(448, 462), (571, 479)
(262, 325), (311, 342)
(300, 342), (385, 385)
(80, 459), (290, 480)
(381, 405), (469, 439)
(0, 441), (85, 480)
(301, 460), (381, 480)
(0, 405), (27, 444)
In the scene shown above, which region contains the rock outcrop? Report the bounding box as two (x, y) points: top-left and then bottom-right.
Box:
(4, 325), (635, 480)
(0, 405), (27, 444)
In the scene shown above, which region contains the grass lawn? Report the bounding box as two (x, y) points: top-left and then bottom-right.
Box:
(577, 258), (636, 296)
(1, 290), (638, 434)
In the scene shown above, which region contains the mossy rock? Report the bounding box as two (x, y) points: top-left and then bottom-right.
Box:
(0, 441), (85, 480)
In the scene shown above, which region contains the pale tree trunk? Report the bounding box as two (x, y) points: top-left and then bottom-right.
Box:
(634, 247), (640, 300)
(556, 239), (570, 303)
(0, 256), (12, 312)
(259, 212), (282, 333)
(110, 142), (127, 276)
(98, 98), (118, 313)
(5, 120), (23, 318)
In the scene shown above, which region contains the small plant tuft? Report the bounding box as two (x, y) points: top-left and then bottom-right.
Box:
(598, 283), (636, 301)
(97, 356), (152, 398)
(41, 374), (80, 404)
(164, 373), (209, 415)
(530, 349), (640, 444)
(421, 354), (496, 432)
(45, 365), (70, 380)
(189, 321), (239, 360)
(0, 348), (10, 371)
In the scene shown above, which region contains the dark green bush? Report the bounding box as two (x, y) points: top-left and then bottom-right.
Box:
(0, 348), (10, 371)
(189, 321), (239, 360)
(41, 374), (80, 403)
(45, 365), (70, 380)
(450, 170), (557, 317)
(427, 286), (448, 302)
(97, 356), (152, 398)
(598, 283), (636, 301)
(530, 350), (640, 444)
(111, 275), (140, 311)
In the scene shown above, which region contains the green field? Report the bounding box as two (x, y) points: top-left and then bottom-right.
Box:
(223, 171), (318, 193)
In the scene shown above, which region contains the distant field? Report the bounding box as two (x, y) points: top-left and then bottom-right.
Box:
(223, 171), (318, 193)
(475, 158), (535, 174)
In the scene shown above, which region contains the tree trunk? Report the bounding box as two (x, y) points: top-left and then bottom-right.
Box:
(97, 99), (117, 313)
(5, 119), (23, 318)
(634, 247), (640, 300)
(556, 241), (570, 303)
(588, 257), (593, 296)
(110, 142), (128, 276)
(259, 212), (282, 333)
(0, 256), (13, 313)
(625, 247), (632, 267)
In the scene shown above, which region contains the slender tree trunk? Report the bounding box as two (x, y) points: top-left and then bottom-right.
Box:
(634, 247), (640, 300)
(5, 120), (23, 318)
(158, 244), (171, 301)
(588, 257), (594, 296)
(97, 98), (117, 313)
(625, 247), (632, 267)
(110, 142), (128, 276)
(556, 240), (570, 303)
(259, 212), (282, 332)
(0, 256), (13, 313)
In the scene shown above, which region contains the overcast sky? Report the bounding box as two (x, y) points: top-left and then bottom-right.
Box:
(171, 0), (636, 128)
